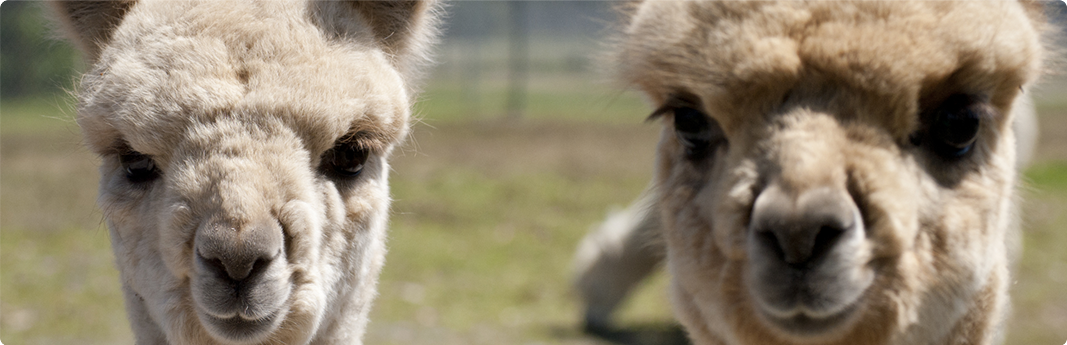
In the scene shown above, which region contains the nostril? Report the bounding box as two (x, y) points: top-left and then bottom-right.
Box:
(197, 250), (275, 282)
(202, 256), (228, 279)
(810, 225), (846, 263)
(247, 256), (273, 280)
(756, 230), (786, 262)
(757, 224), (842, 267)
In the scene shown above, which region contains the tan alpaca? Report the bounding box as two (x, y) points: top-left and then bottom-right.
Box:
(574, 1), (1049, 344)
(573, 95), (1040, 332)
(51, 1), (439, 344)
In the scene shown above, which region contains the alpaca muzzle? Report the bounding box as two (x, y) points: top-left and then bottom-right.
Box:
(192, 216), (292, 343)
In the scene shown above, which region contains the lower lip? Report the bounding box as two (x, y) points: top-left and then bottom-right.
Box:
(757, 302), (859, 337)
(203, 311), (280, 341)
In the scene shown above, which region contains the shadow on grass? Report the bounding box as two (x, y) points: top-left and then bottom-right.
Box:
(585, 322), (691, 345)
(552, 322), (691, 345)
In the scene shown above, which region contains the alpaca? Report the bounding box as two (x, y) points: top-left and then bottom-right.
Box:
(50, 1), (438, 344)
(574, 1), (1049, 344)
(573, 95), (1040, 332)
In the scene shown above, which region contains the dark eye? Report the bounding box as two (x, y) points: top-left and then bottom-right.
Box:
(120, 151), (161, 183)
(673, 106), (723, 159)
(913, 94), (984, 159)
(932, 106), (980, 157)
(321, 141), (369, 179)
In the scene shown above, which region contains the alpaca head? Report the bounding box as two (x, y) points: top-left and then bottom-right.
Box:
(616, 1), (1046, 343)
(51, 1), (438, 343)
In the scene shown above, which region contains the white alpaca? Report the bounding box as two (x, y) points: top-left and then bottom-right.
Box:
(574, 1), (1050, 344)
(51, 1), (439, 344)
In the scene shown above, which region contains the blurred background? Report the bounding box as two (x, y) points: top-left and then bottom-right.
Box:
(1, 2), (1065, 344)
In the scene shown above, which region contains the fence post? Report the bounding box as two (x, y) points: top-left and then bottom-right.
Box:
(506, 0), (529, 119)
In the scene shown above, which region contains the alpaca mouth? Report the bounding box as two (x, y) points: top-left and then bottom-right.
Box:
(755, 299), (861, 336)
(191, 270), (292, 343)
(746, 258), (873, 337)
(200, 310), (283, 343)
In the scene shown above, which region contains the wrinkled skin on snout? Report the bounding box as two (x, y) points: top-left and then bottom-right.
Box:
(617, 1), (1046, 344)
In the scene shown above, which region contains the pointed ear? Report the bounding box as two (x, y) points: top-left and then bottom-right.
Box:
(349, 1), (436, 55)
(310, 0), (440, 79)
(48, 1), (138, 62)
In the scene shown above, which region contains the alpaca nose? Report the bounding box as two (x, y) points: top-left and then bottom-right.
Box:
(750, 184), (860, 266)
(196, 218), (283, 282)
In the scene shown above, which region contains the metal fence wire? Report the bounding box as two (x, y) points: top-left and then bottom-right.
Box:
(431, 1), (618, 119)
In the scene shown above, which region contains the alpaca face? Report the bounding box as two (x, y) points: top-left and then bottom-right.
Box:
(84, 9), (407, 344)
(618, 1), (1043, 343)
(55, 1), (436, 343)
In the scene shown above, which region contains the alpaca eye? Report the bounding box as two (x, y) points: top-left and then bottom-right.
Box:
(673, 106), (721, 159)
(120, 152), (161, 183)
(321, 142), (369, 179)
(931, 106), (980, 157)
(914, 94), (984, 159)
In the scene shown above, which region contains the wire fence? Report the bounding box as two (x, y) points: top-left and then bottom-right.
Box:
(426, 1), (620, 120)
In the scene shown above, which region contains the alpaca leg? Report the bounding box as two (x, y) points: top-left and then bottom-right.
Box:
(573, 188), (664, 331)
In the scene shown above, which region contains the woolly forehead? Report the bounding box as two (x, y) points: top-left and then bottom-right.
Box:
(619, 1), (1042, 137)
(76, 0), (410, 160)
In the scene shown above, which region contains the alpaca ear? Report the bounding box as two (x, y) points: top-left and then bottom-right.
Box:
(310, 0), (440, 77)
(348, 1), (437, 56)
(49, 1), (138, 61)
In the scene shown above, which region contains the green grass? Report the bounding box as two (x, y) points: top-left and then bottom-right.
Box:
(1, 98), (128, 345)
(414, 74), (648, 125)
(1, 226), (128, 345)
(1010, 161), (1067, 345)
(1, 96), (80, 134)
(1025, 161), (1067, 192)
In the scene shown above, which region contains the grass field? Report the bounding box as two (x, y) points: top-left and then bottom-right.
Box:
(3, 73), (1067, 345)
